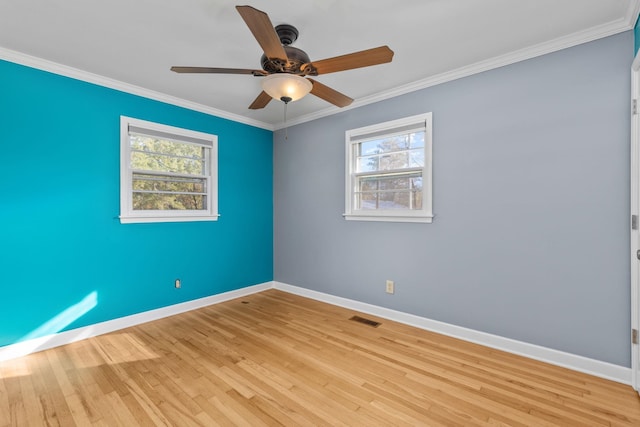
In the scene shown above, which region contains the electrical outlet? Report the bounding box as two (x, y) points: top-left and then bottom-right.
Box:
(175, 279), (181, 289)
(386, 280), (394, 294)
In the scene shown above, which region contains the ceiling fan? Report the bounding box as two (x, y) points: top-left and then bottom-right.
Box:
(171, 5), (394, 110)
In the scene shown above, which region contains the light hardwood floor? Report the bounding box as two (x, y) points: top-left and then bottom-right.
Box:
(1, 289), (639, 426)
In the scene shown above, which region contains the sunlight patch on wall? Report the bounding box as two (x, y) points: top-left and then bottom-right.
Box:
(0, 291), (98, 364)
(21, 292), (98, 341)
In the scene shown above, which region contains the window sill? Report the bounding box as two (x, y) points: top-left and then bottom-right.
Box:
(120, 214), (220, 224)
(343, 213), (433, 223)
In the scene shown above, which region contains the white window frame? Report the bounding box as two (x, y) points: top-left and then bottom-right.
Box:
(120, 116), (219, 224)
(344, 112), (433, 223)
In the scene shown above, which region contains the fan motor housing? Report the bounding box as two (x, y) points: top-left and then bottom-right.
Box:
(260, 46), (316, 75)
(258, 23), (318, 75)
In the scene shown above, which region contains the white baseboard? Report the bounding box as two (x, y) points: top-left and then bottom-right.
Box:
(273, 281), (631, 385)
(1, 280), (631, 386)
(0, 282), (273, 363)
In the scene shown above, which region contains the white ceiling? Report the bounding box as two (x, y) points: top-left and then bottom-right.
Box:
(0, 1), (638, 130)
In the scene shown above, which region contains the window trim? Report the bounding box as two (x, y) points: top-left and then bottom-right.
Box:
(120, 116), (219, 224)
(344, 113), (433, 223)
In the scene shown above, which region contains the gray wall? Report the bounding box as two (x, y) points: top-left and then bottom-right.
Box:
(274, 32), (632, 367)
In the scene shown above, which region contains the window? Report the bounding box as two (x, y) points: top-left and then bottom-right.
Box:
(120, 116), (218, 223)
(344, 113), (432, 223)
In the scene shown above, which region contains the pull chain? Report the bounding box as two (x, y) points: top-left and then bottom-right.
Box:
(284, 101), (288, 140)
(280, 96), (292, 140)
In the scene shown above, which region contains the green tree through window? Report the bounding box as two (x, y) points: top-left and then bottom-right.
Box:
(120, 116), (218, 224)
(130, 135), (207, 211)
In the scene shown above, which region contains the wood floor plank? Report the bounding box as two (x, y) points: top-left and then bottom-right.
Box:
(1, 289), (640, 426)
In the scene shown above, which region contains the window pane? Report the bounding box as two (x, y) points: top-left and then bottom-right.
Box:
(131, 151), (204, 175)
(411, 177), (423, 190)
(374, 135), (409, 153)
(359, 178), (379, 192)
(356, 132), (425, 173)
(357, 155), (379, 172)
(410, 131), (425, 148)
(355, 190), (423, 211)
(378, 191), (411, 210)
(130, 135), (204, 158)
(132, 174), (206, 194)
(359, 139), (382, 156)
(359, 134), (410, 156)
(409, 149), (424, 167)
(379, 152), (409, 170)
(132, 192), (206, 211)
(356, 173), (423, 211)
(380, 177), (410, 190)
(356, 192), (378, 210)
(360, 175), (412, 191)
(130, 135), (205, 175)
(413, 190), (423, 210)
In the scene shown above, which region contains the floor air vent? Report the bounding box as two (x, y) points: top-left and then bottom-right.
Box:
(349, 315), (381, 328)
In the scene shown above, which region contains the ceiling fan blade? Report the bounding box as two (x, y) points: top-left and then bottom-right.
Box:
(171, 66), (263, 75)
(249, 91), (272, 109)
(308, 78), (353, 108)
(236, 5), (288, 61)
(310, 46), (394, 75)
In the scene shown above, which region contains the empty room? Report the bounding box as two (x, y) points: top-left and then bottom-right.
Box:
(2, 0), (640, 425)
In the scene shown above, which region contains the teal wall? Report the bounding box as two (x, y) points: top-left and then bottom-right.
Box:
(635, 15), (640, 53)
(0, 60), (273, 348)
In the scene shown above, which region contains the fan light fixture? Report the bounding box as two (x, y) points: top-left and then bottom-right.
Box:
(262, 73), (312, 103)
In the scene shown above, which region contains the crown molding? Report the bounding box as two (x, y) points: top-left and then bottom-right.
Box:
(626, 0), (640, 27)
(275, 5), (640, 130)
(0, 47), (274, 131)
